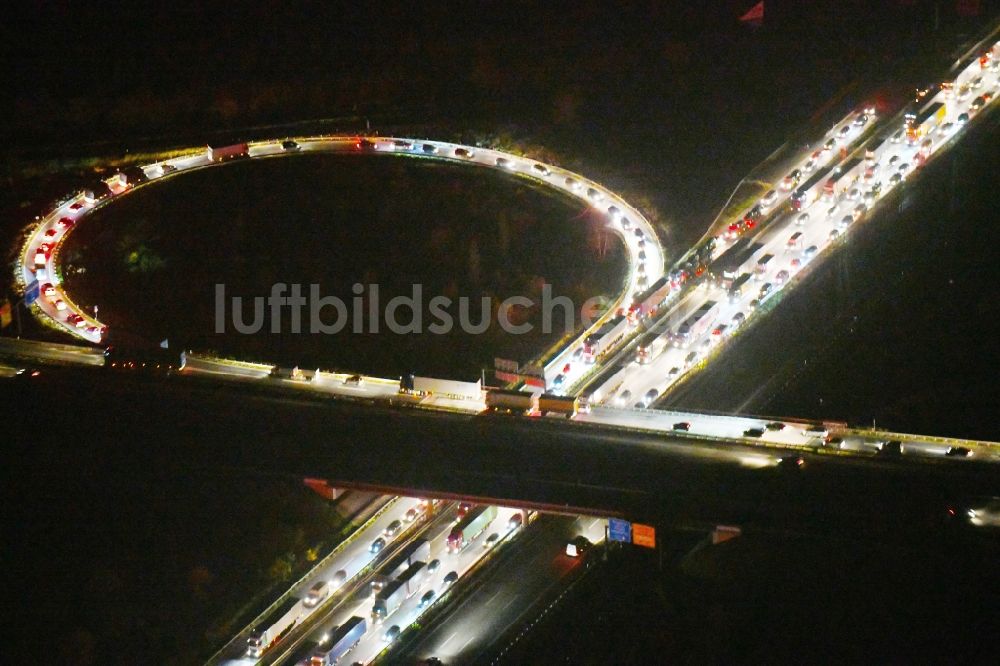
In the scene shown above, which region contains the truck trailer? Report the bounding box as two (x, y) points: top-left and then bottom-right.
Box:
(402, 375), (482, 401)
(372, 580), (408, 623)
(247, 598), (304, 658)
(447, 505), (498, 553)
(380, 538), (431, 581)
(207, 142), (249, 161)
(537, 394), (580, 417)
(397, 561), (428, 597)
(485, 389), (538, 414)
(309, 616), (366, 665)
(582, 314), (628, 363)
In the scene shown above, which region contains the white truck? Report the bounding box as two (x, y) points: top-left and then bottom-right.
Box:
(247, 598), (304, 658)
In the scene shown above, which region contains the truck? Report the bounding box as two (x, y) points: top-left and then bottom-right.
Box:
(380, 538), (431, 580)
(402, 375), (482, 401)
(247, 598), (304, 658)
(823, 157), (862, 200)
(790, 164), (834, 210)
(372, 580), (407, 622)
(711, 239), (764, 290)
(207, 142), (249, 162)
(485, 389), (538, 414)
(578, 360), (628, 405)
(674, 300), (719, 348)
(537, 394), (580, 417)
(310, 616), (366, 665)
(864, 135), (887, 164)
(754, 253), (775, 279)
(905, 101), (946, 144)
(397, 560), (428, 597)
(629, 276), (670, 319)
(270, 365), (316, 382)
(447, 505), (498, 553)
(582, 314), (628, 363)
(727, 272), (753, 303)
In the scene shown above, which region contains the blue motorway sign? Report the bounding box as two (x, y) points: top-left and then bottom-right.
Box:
(608, 517), (632, 544)
(24, 279), (40, 306)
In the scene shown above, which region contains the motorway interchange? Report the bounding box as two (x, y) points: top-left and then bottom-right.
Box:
(7, 28), (1000, 666)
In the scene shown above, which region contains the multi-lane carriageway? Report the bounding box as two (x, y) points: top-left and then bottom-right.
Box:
(11, 39), (1000, 465)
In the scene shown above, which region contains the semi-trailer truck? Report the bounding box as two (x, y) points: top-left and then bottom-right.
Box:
(537, 394), (580, 417)
(380, 538), (431, 580)
(447, 505), (498, 553)
(485, 389), (538, 414)
(674, 300), (719, 348)
(247, 598), (304, 658)
(582, 314), (628, 363)
(372, 580), (407, 623)
(207, 143), (249, 161)
(309, 616), (366, 665)
(397, 561), (428, 597)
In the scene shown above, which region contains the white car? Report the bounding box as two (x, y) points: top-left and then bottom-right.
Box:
(761, 190), (778, 208)
(796, 213), (810, 225)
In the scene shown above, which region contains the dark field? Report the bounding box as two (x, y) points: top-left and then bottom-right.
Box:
(61, 153), (625, 378)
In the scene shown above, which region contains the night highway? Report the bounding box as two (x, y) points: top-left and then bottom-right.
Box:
(5, 3), (1000, 664)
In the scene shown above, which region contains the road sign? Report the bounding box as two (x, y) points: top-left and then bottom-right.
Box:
(632, 523), (656, 549)
(24, 279), (40, 306)
(608, 518), (632, 543)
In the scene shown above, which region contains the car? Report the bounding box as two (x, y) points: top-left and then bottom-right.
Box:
(796, 212), (810, 225)
(970, 75), (983, 89)
(85, 325), (101, 335)
(384, 520), (402, 538)
(897, 162), (910, 174)
(732, 312), (746, 326)
(683, 351), (699, 368)
(634, 401), (646, 409)
(803, 424), (829, 439)
(803, 245), (818, 260)
(393, 139), (413, 150)
(853, 203), (867, 219)
(876, 440), (902, 456)
(620, 216), (632, 230)
(405, 506), (422, 522)
(970, 95), (987, 112)
(456, 502), (473, 520)
(781, 169), (801, 190)
(586, 187), (603, 202)
(427, 558), (441, 574)
(673, 421), (691, 431)
(383, 625), (401, 643)
(758, 283), (773, 299)
(66, 313), (82, 323)
(572, 347), (583, 360)
(945, 446), (972, 457)
(743, 427), (765, 438)
(370, 537), (386, 554)
(826, 203), (840, 218)
(495, 157), (514, 169)
(829, 228), (841, 240)
(637, 250), (646, 261)
(564, 177), (582, 191)
(777, 455), (805, 470)
(57, 217), (75, 230)
(281, 140), (300, 151)
(508, 513), (523, 530)
(344, 374), (363, 386)
(160, 163), (177, 174)
(484, 532), (500, 548)
(552, 374), (565, 389)
(443, 571), (459, 586)
(531, 163), (550, 177)
(748, 298), (760, 311)
(54, 299), (67, 311)
(565, 536), (591, 557)
(419, 590), (436, 608)
(957, 84), (970, 100)
(853, 113), (869, 126)
(70, 201), (86, 210)
(890, 129), (904, 144)
(940, 122), (955, 135)
(765, 422), (786, 431)
(838, 125), (852, 138)
(607, 205), (621, 219)
(803, 158), (817, 173)
(643, 388), (659, 406)
(888, 155), (900, 167)
(331, 569), (347, 589)
(304, 580), (330, 608)
(825, 436), (845, 449)
(421, 143), (438, 154)
(667, 367), (681, 380)
(889, 172), (903, 185)
(846, 187), (860, 201)
(775, 269), (790, 285)
(711, 324), (728, 339)
(790, 257), (801, 268)
(454, 147), (474, 159)
(761, 190), (778, 208)
(42, 283), (56, 298)
(561, 362), (572, 374)
(823, 138), (838, 154)
(957, 112), (970, 125)
(615, 389), (632, 406)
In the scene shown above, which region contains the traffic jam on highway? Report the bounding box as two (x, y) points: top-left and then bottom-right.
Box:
(15, 44), (1000, 468)
(212, 495), (602, 666)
